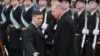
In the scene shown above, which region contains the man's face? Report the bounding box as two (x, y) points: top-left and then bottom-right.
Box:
(62, 1), (69, 9)
(50, 0), (57, 6)
(4, 0), (10, 4)
(88, 1), (97, 10)
(11, 0), (19, 6)
(32, 15), (43, 26)
(51, 7), (60, 19)
(24, 0), (32, 7)
(76, 1), (84, 9)
(39, 0), (46, 7)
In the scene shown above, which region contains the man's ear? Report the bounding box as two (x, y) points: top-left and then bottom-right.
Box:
(32, 17), (34, 20)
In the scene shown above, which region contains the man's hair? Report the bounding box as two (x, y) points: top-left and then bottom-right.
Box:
(52, 2), (65, 10)
(32, 10), (42, 17)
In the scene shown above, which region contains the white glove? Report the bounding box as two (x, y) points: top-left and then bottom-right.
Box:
(41, 23), (48, 29)
(82, 28), (89, 34)
(93, 29), (99, 35)
(33, 52), (39, 56)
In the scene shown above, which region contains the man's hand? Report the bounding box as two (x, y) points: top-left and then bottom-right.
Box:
(33, 52), (39, 56)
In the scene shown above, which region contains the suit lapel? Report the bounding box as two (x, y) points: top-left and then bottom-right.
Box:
(30, 23), (44, 39)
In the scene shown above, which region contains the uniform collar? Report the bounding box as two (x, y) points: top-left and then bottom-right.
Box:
(5, 4), (10, 9)
(91, 10), (96, 16)
(13, 5), (19, 11)
(25, 4), (33, 12)
(40, 7), (46, 12)
(78, 9), (84, 16)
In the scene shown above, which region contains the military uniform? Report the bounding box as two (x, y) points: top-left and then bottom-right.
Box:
(74, 10), (85, 56)
(8, 5), (22, 56)
(0, 4), (12, 54)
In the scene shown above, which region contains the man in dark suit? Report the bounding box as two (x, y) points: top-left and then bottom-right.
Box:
(74, 0), (85, 56)
(23, 10), (46, 56)
(51, 2), (78, 56)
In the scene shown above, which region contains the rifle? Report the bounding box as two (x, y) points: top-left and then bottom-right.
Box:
(81, 0), (88, 55)
(71, 0), (74, 20)
(41, 8), (48, 35)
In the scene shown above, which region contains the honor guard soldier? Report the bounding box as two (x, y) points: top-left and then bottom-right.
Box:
(82, 0), (100, 56)
(38, 0), (48, 32)
(95, 1), (100, 56)
(40, 0), (58, 56)
(0, 0), (12, 55)
(59, 0), (72, 15)
(38, 0), (48, 38)
(21, 0), (34, 55)
(74, 0), (85, 56)
(38, 0), (47, 15)
(8, 0), (22, 56)
(21, 0), (34, 31)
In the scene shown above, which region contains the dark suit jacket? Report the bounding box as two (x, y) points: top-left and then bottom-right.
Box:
(74, 11), (85, 34)
(66, 9), (72, 16)
(52, 12), (78, 56)
(23, 23), (46, 56)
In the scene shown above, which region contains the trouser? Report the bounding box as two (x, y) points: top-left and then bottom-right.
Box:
(82, 37), (93, 56)
(76, 36), (82, 56)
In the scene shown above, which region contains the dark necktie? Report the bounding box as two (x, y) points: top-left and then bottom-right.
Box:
(37, 27), (43, 36)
